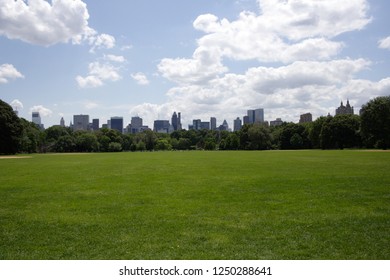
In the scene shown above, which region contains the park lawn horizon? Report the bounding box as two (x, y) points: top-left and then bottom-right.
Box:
(0, 150), (389, 260)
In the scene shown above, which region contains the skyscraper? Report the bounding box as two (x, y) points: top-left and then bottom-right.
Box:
(32, 112), (41, 126)
(60, 117), (65, 127)
(73, 115), (89, 131)
(210, 117), (217, 130)
(234, 117), (242, 131)
(92, 119), (99, 130)
(32, 112), (44, 129)
(111, 117), (123, 133)
(154, 120), (171, 133)
(247, 108), (264, 124)
(171, 112), (182, 131)
(192, 119), (201, 130)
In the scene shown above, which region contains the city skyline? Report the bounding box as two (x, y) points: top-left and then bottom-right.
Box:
(28, 99), (357, 133)
(1, 0), (390, 129)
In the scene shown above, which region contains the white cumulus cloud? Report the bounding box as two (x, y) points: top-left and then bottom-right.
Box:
(30, 105), (53, 117)
(76, 61), (122, 88)
(10, 99), (24, 110)
(0, 64), (24, 83)
(378, 36), (390, 50)
(131, 72), (150, 85)
(0, 0), (115, 50)
(155, 0), (374, 126)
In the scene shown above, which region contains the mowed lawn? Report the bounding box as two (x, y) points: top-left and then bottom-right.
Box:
(0, 150), (389, 260)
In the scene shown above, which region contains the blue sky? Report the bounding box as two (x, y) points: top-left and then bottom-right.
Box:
(1, 0), (390, 129)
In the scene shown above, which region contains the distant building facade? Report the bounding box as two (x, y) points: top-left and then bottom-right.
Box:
(171, 112), (182, 131)
(270, 118), (283, 127)
(210, 117), (217, 130)
(92, 119), (99, 130)
(234, 117), (242, 131)
(154, 120), (171, 133)
(219, 120), (229, 131)
(247, 108), (264, 124)
(32, 112), (44, 129)
(336, 100), (354, 116)
(73, 115), (89, 131)
(111, 117), (123, 133)
(129, 116), (149, 133)
(60, 117), (65, 127)
(299, 113), (313, 124)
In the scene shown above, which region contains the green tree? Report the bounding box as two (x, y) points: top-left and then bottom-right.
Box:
(0, 99), (23, 154)
(279, 123), (309, 150)
(239, 124), (251, 150)
(204, 138), (216, 150)
(55, 135), (76, 152)
(320, 115), (361, 149)
(108, 142), (123, 152)
(74, 131), (99, 152)
(361, 96), (390, 149)
(290, 133), (303, 149)
(155, 139), (172, 151)
(176, 138), (191, 150)
(308, 116), (327, 149)
(247, 123), (272, 150)
(19, 118), (43, 153)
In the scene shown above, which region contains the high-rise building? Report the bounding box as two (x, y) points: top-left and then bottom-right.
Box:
(299, 113), (312, 124)
(270, 118), (283, 127)
(131, 117), (143, 129)
(60, 117), (65, 127)
(32, 112), (44, 129)
(210, 117), (217, 130)
(73, 115), (89, 131)
(192, 119), (201, 130)
(32, 112), (41, 126)
(336, 100), (354, 115)
(130, 116), (143, 133)
(171, 112), (182, 131)
(200, 122), (210, 130)
(219, 120), (229, 131)
(111, 117), (123, 133)
(247, 108), (264, 124)
(92, 119), (99, 130)
(234, 117), (242, 131)
(154, 120), (171, 133)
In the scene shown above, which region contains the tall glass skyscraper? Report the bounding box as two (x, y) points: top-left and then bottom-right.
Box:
(111, 117), (123, 133)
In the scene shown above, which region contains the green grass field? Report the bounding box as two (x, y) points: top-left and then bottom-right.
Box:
(0, 150), (389, 260)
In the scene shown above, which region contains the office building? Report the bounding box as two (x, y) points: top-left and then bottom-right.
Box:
(270, 118), (283, 127)
(32, 112), (44, 129)
(299, 113), (312, 124)
(111, 117), (124, 133)
(234, 117), (242, 131)
(210, 117), (217, 130)
(219, 120), (229, 131)
(154, 120), (171, 133)
(192, 119), (202, 130)
(92, 119), (99, 130)
(73, 115), (89, 131)
(130, 116), (143, 133)
(171, 112), (182, 131)
(247, 108), (264, 124)
(131, 117), (143, 129)
(200, 122), (210, 130)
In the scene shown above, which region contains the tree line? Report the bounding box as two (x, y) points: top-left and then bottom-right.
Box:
(1, 96), (390, 155)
